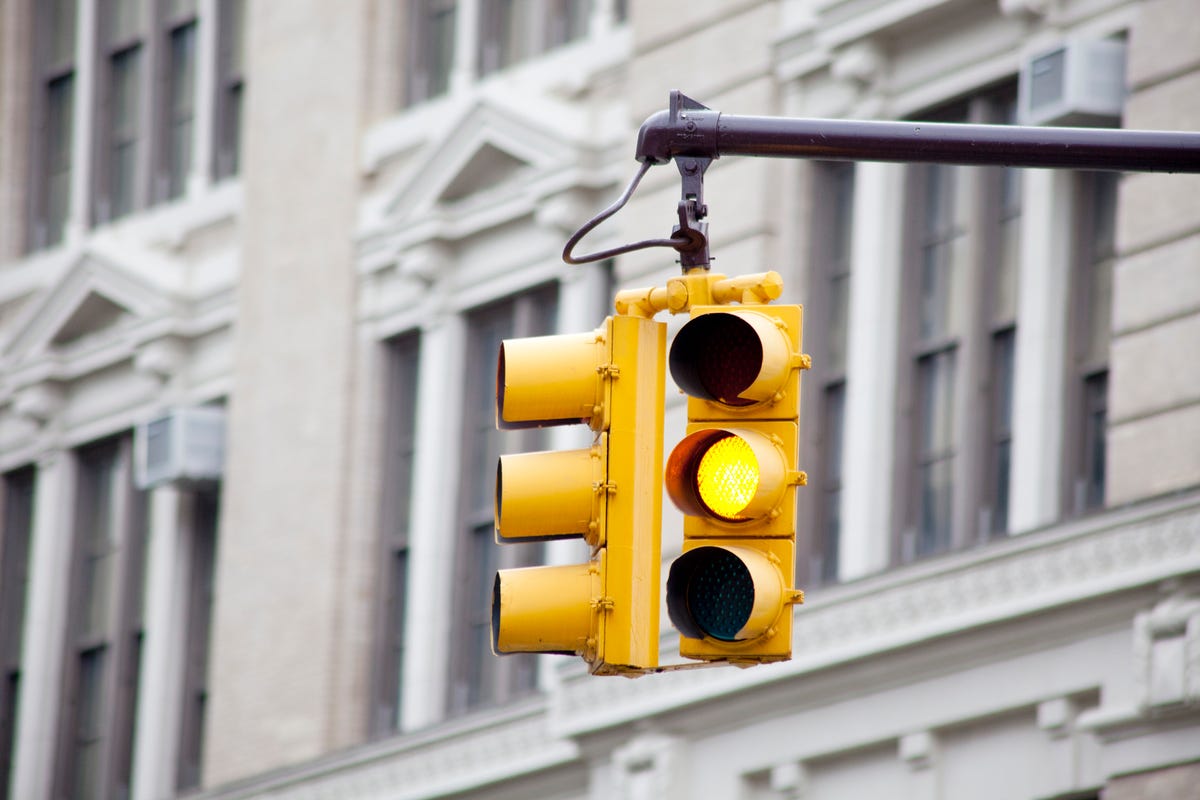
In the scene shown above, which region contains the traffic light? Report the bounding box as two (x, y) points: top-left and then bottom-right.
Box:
(663, 303), (807, 664)
(492, 313), (665, 675)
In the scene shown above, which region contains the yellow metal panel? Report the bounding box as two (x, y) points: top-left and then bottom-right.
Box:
(493, 561), (601, 658)
(497, 329), (608, 430)
(593, 314), (665, 674)
(496, 443), (605, 545)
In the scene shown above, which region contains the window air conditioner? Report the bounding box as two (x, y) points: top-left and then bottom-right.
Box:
(135, 406), (226, 490)
(1018, 38), (1126, 127)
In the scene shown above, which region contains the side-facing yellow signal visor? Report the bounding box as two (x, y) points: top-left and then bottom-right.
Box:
(497, 330), (607, 430)
(665, 428), (789, 523)
(495, 442), (605, 545)
(669, 310), (793, 407)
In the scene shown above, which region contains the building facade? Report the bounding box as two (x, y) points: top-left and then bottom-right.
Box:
(0, 1), (1198, 799)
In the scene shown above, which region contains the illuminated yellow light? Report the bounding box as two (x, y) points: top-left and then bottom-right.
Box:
(696, 435), (759, 520)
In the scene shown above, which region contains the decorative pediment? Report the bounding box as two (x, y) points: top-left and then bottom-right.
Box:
(2, 250), (173, 364)
(385, 97), (582, 221)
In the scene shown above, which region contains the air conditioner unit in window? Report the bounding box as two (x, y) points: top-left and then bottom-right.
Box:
(1018, 38), (1127, 127)
(135, 406), (226, 490)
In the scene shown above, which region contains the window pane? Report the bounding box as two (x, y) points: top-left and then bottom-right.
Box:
(995, 168), (1021, 324)
(818, 383), (845, 583)
(215, 0), (245, 179)
(988, 329), (1015, 535)
(167, 0), (197, 19)
(917, 349), (956, 457)
(49, 0), (78, 65)
(546, 0), (590, 47)
(73, 648), (107, 800)
(917, 458), (954, 556)
(918, 164), (963, 340)
(915, 349), (956, 555)
(78, 449), (121, 639)
(109, 0), (144, 43)
(1082, 173), (1118, 366)
(109, 47), (142, 219)
(176, 491), (218, 790)
(464, 523), (498, 709)
(166, 22), (197, 199)
(1081, 372), (1107, 511)
(1, 469), (36, 800)
(427, 3), (456, 98)
(44, 74), (75, 247)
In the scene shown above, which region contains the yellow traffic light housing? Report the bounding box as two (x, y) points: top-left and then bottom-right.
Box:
(492, 314), (665, 675)
(664, 302), (807, 664)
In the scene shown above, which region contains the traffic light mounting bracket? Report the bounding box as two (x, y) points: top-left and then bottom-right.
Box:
(564, 89), (1200, 274)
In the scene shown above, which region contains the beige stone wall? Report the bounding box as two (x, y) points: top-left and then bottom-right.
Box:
(1108, 0), (1200, 504)
(202, 0), (374, 785)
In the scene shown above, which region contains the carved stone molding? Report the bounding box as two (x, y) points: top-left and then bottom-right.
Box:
(12, 381), (64, 425)
(555, 496), (1200, 732)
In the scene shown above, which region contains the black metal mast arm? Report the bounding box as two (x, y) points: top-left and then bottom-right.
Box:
(636, 91), (1200, 173)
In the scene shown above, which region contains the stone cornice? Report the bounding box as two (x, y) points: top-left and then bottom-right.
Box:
(188, 493), (1200, 800)
(191, 699), (578, 800)
(552, 492), (1200, 735)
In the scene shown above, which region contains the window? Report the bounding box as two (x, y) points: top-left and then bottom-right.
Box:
(213, 0), (245, 180)
(896, 85), (1020, 562)
(403, 0), (604, 108)
(1064, 172), (1118, 515)
(95, 0), (146, 222)
(54, 437), (147, 800)
(26, 0), (245, 246)
(29, 0), (77, 250)
(175, 490), (219, 791)
(405, 0), (457, 106)
(801, 162), (854, 585)
(448, 286), (558, 714)
(159, 0), (198, 200)
(372, 333), (421, 735)
(478, 0), (591, 75)
(1, 468), (36, 800)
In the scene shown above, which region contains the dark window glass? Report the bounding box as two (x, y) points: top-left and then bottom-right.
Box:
(1067, 172), (1118, 515)
(805, 162), (854, 585)
(901, 84), (1020, 558)
(406, 0), (456, 105)
(987, 328), (1016, 536)
(55, 437), (148, 800)
(214, 0), (245, 179)
(914, 349), (957, 556)
(1, 468), (37, 800)
(164, 20), (197, 199)
(30, 0), (77, 250)
(176, 490), (218, 790)
(373, 334), (420, 735)
(106, 46), (142, 220)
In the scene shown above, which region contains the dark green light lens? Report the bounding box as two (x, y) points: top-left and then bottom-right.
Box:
(685, 549), (753, 641)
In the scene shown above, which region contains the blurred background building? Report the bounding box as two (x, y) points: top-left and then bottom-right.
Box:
(1, 0), (1198, 798)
